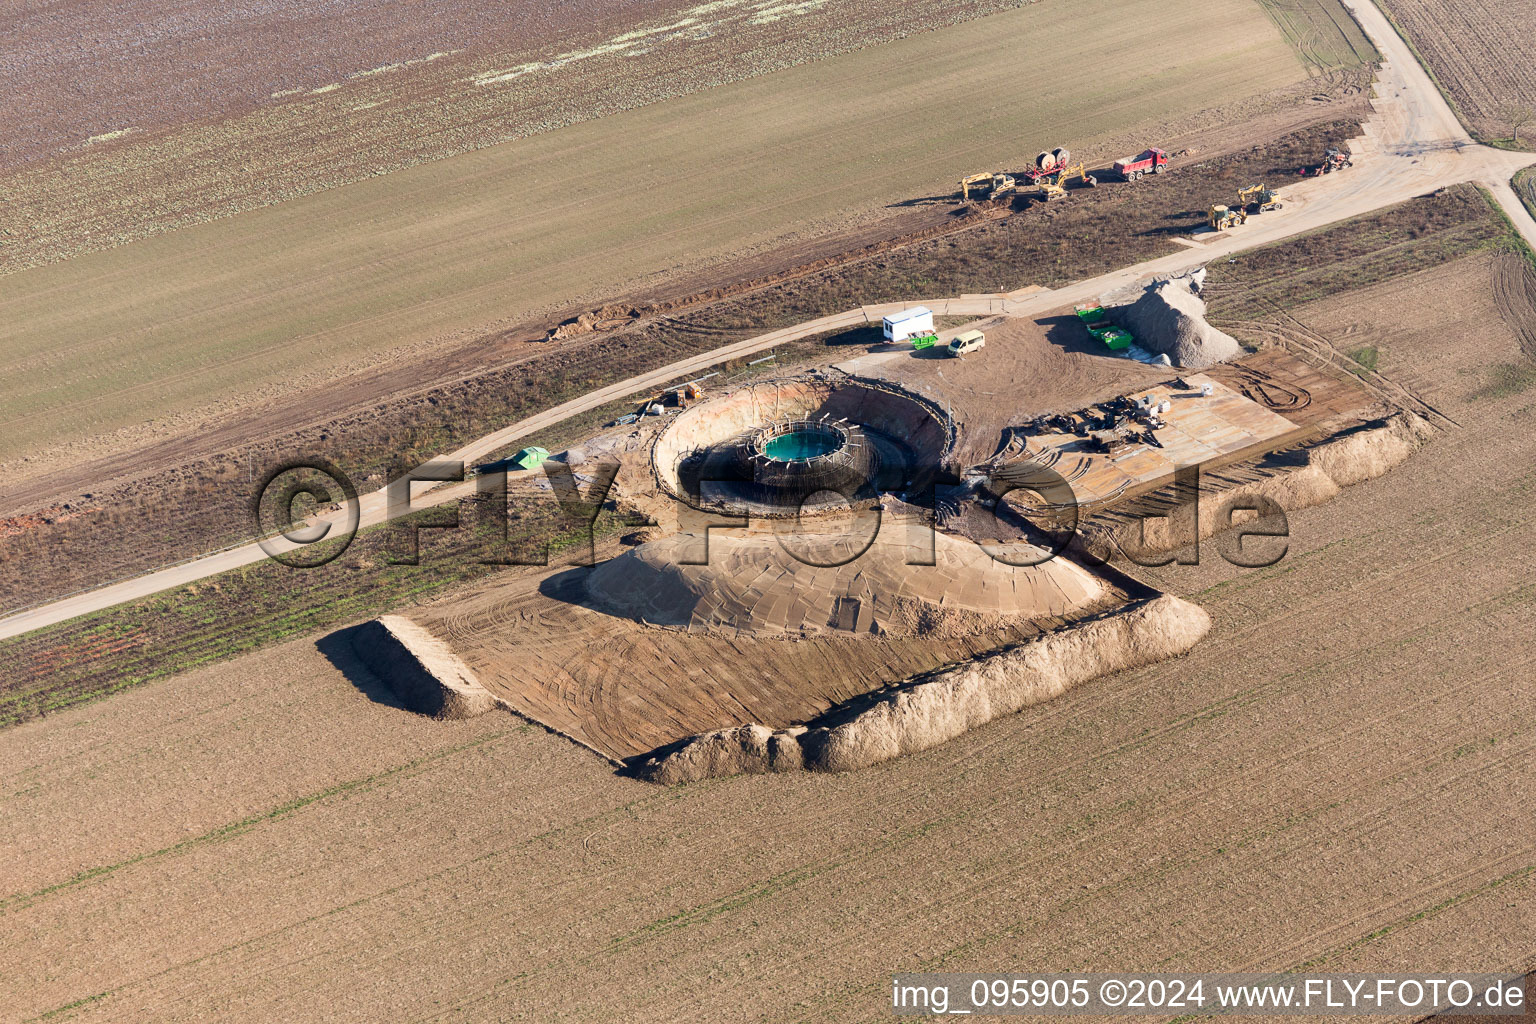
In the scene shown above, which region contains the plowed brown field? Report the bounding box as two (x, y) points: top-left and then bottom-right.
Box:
(1377, 0), (1536, 146)
(3, 253), (1533, 1021)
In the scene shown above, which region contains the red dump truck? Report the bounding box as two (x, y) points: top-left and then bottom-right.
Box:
(1112, 148), (1168, 181)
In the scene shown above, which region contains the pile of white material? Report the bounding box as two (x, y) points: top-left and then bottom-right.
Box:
(1108, 268), (1242, 369)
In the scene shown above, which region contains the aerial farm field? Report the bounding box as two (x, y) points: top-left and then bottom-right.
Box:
(1253, 0), (1379, 70)
(4, 255), (1536, 1021)
(1374, 0), (1536, 146)
(0, 0), (1338, 480)
(6, 0), (1536, 1019)
(0, 116), (1378, 614)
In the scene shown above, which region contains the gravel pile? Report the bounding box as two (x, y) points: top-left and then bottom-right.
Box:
(1110, 268), (1242, 368)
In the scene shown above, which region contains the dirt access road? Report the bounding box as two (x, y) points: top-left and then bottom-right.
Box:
(1, 0), (1532, 644)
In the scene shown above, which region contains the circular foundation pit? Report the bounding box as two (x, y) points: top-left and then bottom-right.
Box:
(653, 376), (953, 517)
(758, 424), (843, 462)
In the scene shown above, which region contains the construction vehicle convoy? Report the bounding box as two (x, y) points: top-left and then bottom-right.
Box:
(959, 143), (1170, 203)
(1112, 148), (1168, 180)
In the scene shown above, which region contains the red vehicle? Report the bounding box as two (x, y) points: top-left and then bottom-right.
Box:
(1113, 148), (1169, 181)
(1300, 147), (1353, 177)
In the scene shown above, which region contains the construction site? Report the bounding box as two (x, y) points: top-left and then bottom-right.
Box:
(5, 0), (1536, 1018)
(343, 228), (1426, 783)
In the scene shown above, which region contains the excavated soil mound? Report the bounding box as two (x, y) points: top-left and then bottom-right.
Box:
(351, 615), (501, 720)
(639, 593), (1211, 783)
(584, 523), (1106, 639)
(1102, 412), (1435, 557)
(1109, 269), (1242, 369)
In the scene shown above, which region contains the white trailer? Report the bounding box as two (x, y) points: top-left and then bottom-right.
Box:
(881, 306), (934, 343)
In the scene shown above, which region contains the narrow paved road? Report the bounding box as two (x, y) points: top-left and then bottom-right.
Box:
(2, 0), (1532, 642)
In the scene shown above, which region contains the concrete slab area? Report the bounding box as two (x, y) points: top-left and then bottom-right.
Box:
(1013, 374), (1302, 507)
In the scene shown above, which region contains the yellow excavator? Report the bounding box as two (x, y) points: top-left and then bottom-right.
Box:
(1035, 162), (1096, 201)
(960, 171), (1017, 201)
(1237, 183), (1283, 214)
(1208, 204), (1248, 230)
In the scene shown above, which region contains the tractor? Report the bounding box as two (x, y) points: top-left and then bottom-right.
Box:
(1301, 147), (1353, 177)
(1208, 204), (1248, 231)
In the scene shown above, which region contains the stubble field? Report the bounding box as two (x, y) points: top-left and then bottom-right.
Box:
(0, 0), (1328, 478)
(3, 252), (1534, 1021)
(1375, 0), (1536, 146)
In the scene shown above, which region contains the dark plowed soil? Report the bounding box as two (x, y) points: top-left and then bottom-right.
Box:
(1490, 252), (1536, 359)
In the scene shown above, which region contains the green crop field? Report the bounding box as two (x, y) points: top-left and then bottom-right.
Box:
(1254, 0), (1379, 72)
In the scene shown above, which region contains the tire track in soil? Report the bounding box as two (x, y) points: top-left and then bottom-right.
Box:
(21, 274), (1536, 1024)
(1490, 253), (1536, 360)
(808, 657), (1536, 996)
(746, 460), (1536, 1006)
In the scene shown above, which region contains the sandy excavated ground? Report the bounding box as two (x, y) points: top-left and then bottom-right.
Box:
(415, 526), (1119, 759)
(2, 254), (1533, 1020)
(840, 315), (1173, 466)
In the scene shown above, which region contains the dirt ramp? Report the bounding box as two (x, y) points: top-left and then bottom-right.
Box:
(638, 594), (1211, 784)
(351, 615), (500, 720)
(1110, 269), (1243, 368)
(1111, 412), (1434, 556)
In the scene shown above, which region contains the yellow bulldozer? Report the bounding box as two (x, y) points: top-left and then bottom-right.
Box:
(1208, 204), (1248, 230)
(959, 171), (1017, 202)
(1237, 183), (1283, 214)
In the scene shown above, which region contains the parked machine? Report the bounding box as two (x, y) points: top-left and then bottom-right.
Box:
(947, 329), (986, 357)
(1022, 148), (1095, 195)
(1112, 147), (1169, 181)
(1037, 161), (1096, 200)
(1301, 146), (1352, 176)
(1024, 148), (1096, 201)
(1238, 183), (1283, 213)
(1024, 148), (1074, 182)
(959, 171), (1017, 201)
(1208, 204), (1248, 230)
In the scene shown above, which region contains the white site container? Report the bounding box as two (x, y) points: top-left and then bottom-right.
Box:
(882, 306), (935, 343)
